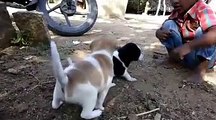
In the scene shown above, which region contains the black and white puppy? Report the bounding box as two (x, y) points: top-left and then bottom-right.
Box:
(113, 43), (143, 81)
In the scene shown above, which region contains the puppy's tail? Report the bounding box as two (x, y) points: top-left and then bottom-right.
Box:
(50, 41), (68, 87)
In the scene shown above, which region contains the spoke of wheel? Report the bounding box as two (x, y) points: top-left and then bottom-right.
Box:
(63, 14), (71, 27)
(48, 4), (61, 13)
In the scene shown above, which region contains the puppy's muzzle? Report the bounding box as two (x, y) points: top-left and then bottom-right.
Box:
(138, 53), (144, 61)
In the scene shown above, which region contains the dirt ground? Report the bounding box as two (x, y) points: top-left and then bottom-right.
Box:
(1, 15), (216, 120)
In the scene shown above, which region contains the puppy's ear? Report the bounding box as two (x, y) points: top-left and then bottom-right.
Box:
(89, 40), (94, 51)
(108, 39), (119, 52)
(89, 35), (105, 51)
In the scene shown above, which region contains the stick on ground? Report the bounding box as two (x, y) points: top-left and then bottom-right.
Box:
(118, 108), (160, 119)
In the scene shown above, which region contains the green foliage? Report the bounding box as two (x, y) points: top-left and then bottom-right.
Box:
(36, 41), (50, 51)
(126, 0), (148, 14)
(12, 31), (32, 46)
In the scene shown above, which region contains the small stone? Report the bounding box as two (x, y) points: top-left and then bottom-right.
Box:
(8, 68), (19, 74)
(0, 52), (7, 57)
(83, 40), (92, 44)
(18, 65), (30, 70)
(178, 84), (186, 88)
(16, 103), (28, 113)
(73, 40), (81, 45)
(192, 111), (195, 115)
(182, 80), (187, 83)
(182, 85), (186, 88)
(0, 61), (4, 64)
(154, 113), (161, 120)
(24, 56), (34, 60)
(8, 65), (29, 74)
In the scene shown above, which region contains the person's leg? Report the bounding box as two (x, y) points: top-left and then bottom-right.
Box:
(195, 27), (216, 68)
(182, 51), (199, 69)
(160, 20), (184, 63)
(186, 27), (216, 83)
(182, 27), (208, 69)
(161, 22), (214, 69)
(160, 20), (183, 52)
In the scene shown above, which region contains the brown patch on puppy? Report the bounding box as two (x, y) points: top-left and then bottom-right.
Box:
(66, 60), (103, 97)
(69, 50), (90, 63)
(90, 38), (118, 54)
(92, 54), (113, 85)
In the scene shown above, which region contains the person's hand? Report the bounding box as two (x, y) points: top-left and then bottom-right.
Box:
(155, 28), (171, 41)
(170, 43), (192, 61)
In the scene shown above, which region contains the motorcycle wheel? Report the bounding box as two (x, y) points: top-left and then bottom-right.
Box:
(38, 0), (98, 36)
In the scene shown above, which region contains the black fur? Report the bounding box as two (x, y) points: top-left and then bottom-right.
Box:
(113, 43), (141, 76)
(113, 56), (125, 76)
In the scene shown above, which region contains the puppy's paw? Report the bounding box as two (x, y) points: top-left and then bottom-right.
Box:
(127, 77), (137, 82)
(94, 109), (103, 115)
(98, 106), (105, 111)
(95, 105), (105, 111)
(52, 100), (63, 109)
(100, 106), (105, 111)
(81, 109), (102, 119)
(92, 109), (103, 117)
(105, 83), (116, 89)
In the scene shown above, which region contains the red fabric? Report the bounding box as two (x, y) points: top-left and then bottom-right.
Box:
(168, 0), (216, 41)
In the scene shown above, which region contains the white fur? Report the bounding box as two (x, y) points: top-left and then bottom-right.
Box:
(92, 50), (113, 60)
(123, 70), (137, 81)
(64, 65), (75, 74)
(113, 51), (137, 81)
(139, 53), (144, 61)
(85, 55), (105, 88)
(113, 48), (144, 81)
(50, 41), (115, 119)
(52, 80), (64, 109)
(67, 57), (73, 65)
(50, 41), (68, 86)
(137, 46), (144, 61)
(113, 51), (126, 68)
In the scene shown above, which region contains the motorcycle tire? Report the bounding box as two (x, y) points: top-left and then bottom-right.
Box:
(38, 0), (98, 36)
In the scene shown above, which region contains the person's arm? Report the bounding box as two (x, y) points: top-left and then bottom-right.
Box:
(189, 27), (216, 50)
(188, 3), (216, 50)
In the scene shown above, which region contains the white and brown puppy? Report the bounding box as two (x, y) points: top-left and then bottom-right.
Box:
(50, 39), (117, 119)
(113, 43), (143, 81)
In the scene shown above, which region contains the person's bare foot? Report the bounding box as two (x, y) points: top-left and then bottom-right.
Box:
(168, 51), (182, 63)
(187, 60), (208, 85)
(165, 51), (183, 68)
(187, 73), (204, 85)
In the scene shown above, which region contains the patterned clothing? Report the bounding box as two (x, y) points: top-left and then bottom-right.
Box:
(167, 0), (216, 42)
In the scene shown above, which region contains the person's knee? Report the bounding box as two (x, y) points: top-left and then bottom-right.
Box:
(162, 20), (181, 37)
(159, 20), (183, 51)
(162, 20), (178, 29)
(197, 46), (216, 62)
